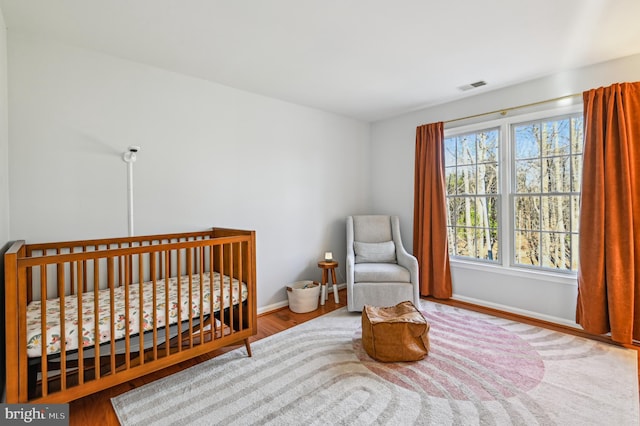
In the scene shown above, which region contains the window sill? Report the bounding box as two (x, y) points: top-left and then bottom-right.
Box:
(449, 258), (578, 287)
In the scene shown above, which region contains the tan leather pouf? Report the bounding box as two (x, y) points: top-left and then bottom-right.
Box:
(361, 301), (430, 362)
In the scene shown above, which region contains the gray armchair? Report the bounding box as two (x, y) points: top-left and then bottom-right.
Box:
(346, 215), (420, 312)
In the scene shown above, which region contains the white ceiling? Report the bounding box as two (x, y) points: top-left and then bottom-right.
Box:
(1, 0), (639, 122)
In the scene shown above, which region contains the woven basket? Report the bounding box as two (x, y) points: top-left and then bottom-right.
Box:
(287, 281), (320, 313)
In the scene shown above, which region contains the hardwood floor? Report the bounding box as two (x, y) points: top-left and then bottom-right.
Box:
(68, 291), (639, 425)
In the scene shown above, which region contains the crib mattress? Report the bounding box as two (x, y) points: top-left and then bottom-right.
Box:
(26, 272), (248, 358)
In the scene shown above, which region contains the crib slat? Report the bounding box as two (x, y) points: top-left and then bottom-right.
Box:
(138, 252), (145, 366)
(124, 255), (131, 370)
(238, 243), (244, 331)
(58, 263), (67, 392)
(93, 259), (101, 380)
(227, 243), (233, 334)
(176, 248), (182, 353)
(77, 260), (84, 386)
(187, 248), (193, 349)
(40, 265), (48, 397)
(164, 250), (170, 358)
(209, 246), (216, 341)
(151, 252), (158, 361)
(199, 246), (205, 345)
(108, 257), (116, 376)
(218, 246), (224, 338)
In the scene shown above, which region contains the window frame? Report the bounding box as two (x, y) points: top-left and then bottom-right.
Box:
(444, 127), (502, 265)
(443, 104), (583, 277)
(510, 112), (583, 272)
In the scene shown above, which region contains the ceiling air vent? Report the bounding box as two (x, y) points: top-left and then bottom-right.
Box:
(458, 80), (487, 91)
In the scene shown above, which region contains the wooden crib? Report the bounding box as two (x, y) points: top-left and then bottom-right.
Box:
(4, 227), (257, 403)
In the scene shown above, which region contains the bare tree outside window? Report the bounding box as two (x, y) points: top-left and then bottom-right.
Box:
(444, 112), (583, 272)
(445, 129), (500, 262)
(512, 114), (583, 271)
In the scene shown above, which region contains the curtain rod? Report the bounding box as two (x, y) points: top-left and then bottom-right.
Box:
(444, 92), (583, 125)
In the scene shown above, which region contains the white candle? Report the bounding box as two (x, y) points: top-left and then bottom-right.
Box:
(324, 252), (333, 261)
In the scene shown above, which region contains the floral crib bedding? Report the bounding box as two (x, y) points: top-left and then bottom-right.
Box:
(26, 272), (248, 358)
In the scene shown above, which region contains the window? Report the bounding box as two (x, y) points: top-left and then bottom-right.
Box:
(444, 109), (583, 273)
(512, 115), (583, 270)
(445, 128), (500, 262)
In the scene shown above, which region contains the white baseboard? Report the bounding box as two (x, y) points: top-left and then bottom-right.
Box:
(258, 301), (289, 315)
(451, 294), (581, 329)
(258, 283), (346, 316)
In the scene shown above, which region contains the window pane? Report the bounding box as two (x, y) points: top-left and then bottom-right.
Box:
(571, 196), (580, 233)
(571, 117), (584, 154)
(457, 165), (476, 194)
(455, 227), (475, 258)
(477, 163), (498, 194)
(514, 196), (540, 230)
(457, 134), (476, 164)
(487, 196), (499, 229)
(475, 196), (498, 228)
(475, 228), (498, 261)
(541, 196), (571, 233)
(446, 167), (457, 194)
(515, 159), (541, 193)
(542, 119), (571, 156)
(448, 227), (456, 256)
(541, 232), (571, 269)
(447, 197), (464, 227)
(514, 123), (541, 159)
(489, 228), (499, 261)
(478, 129), (499, 162)
(460, 197), (475, 226)
(542, 157), (570, 193)
(571, 154), (582, 192)
(515, 230), (540, 266)
(445, 137), (457, 166)
(476, 229), (489, 259)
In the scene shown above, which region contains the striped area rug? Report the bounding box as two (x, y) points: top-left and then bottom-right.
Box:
(112, 300), (639, 425)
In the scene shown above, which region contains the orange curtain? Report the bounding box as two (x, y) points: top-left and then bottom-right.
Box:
(576, 82), (640, 344)
(413, 122), (452, 298)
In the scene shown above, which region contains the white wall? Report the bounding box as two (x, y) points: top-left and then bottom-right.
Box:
(371, 53), (640, 325)
(0, 5), (8, 404)
(0, 8), (8, 245)
(7, 32), (371, 309)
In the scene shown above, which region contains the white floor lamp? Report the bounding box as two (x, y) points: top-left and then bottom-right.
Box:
(122, 146), (140, 237)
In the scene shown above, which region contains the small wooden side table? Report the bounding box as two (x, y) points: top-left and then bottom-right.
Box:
(317, 260), (339, 305)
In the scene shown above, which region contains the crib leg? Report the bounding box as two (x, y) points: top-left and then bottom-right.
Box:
(244, 339), (252, 357)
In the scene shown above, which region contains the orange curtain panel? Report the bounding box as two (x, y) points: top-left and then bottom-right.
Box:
(576, 82), (640, 344)
(413, 122), (453, 298)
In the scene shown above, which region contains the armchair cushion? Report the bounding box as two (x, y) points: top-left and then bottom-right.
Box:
(354, 241), (397, 263)
(354, 263), (411, 283)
